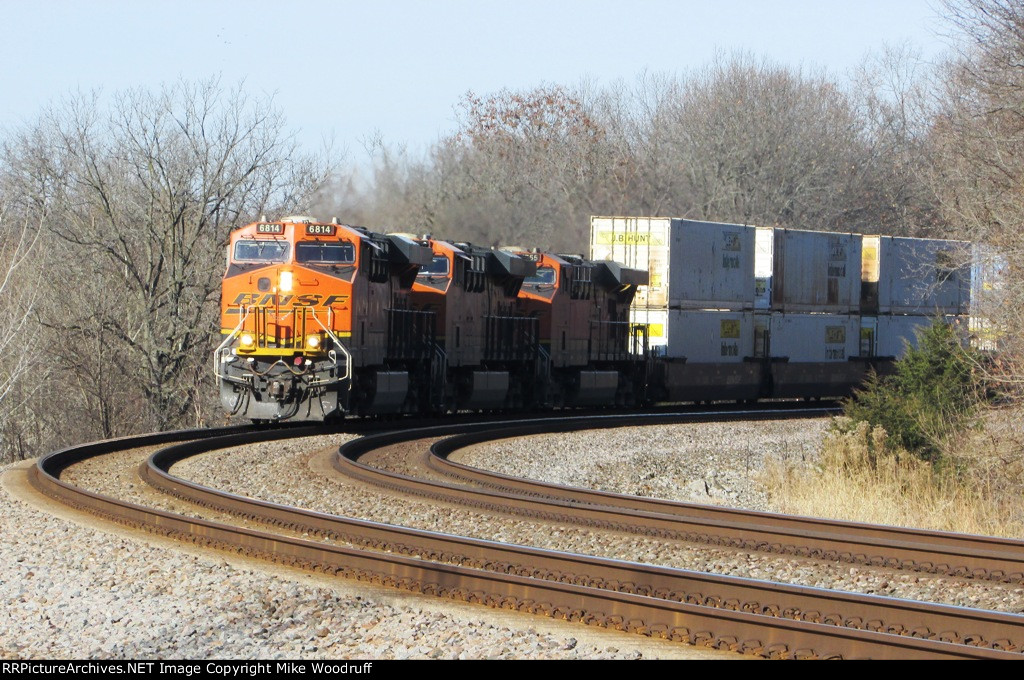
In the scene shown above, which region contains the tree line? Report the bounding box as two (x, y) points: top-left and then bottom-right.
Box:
(1, 0), (1021, 462)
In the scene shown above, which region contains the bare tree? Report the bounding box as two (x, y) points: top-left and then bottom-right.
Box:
(930, 0), (1024, 392)
(327, 54), (940, 254)
(849, 43), (944, 236)
(0, 196), (43, 461)
(1, 78), (331, 443)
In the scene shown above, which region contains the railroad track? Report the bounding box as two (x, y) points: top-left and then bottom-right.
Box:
(342, 413), (1024, 584)
(27, 408), (1024, 659)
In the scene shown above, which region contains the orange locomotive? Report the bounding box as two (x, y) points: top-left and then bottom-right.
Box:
(513, 250), (649, 407)
(410, 239), (540, 411)
(216, 217), (650, 421)
(216, 216), (434, 420)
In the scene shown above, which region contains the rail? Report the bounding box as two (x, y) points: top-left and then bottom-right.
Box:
(24, 409), (1024, 659)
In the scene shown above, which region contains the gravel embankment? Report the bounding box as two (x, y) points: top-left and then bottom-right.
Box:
(7, 416), (1024, 659)
(0, 458), (715, 659)
(452, 420), (827, 508)
(171, 426), (1024, 613)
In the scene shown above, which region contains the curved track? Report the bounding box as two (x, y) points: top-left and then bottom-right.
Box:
(27, 409), (1024, 660)
(358, 416), (1024, 583)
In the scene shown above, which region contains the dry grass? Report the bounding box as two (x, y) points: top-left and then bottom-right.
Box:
(762, 407), (1024, 537)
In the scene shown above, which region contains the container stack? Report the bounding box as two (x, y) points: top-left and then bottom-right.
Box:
(591, 216), (758, 360)
(860, 235), (971, 358)
(591, 217), (764, 401)
(590, 215), (974, 400)
(765, 228), (863, 367)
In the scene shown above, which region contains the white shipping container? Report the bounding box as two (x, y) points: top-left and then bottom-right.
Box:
(769, 313), (860, 362)
(665, 310), (754, 363)
(591, 217), (670, 308)
(630, 307), (668, 354)
(875, 315), (932, 358)
(591, 216), (757, 310)
(970, 244), (1008, 352)
(772, 229), (861, 313)
(872, 236), (971, 315)
(970, 243), (1008, 317)
(668, 220), (756, 309)
(873, 315), (967, 358)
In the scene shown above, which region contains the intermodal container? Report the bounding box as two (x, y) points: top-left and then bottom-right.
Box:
(772, 229), (861, 313)
(874, 315), (932, 358)
(863, 236), (971, 315)
(768, 313), (860, 362)
(668, 220), (756, 309)
(590, 217), (757, 310)
(590, 216), (670, 308)
(630, 307), (668, 354)
(665, 310), (755, 362)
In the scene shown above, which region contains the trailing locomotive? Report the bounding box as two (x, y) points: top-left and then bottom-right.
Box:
(216, 217), (648, 421)
(508, 249), (649, 407)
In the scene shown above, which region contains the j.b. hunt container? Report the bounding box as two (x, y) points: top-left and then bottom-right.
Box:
(591, 217), (670, 308)
(591, 217), (756, 310)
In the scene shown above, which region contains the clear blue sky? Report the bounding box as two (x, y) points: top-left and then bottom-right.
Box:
(1, 0), (952, 162)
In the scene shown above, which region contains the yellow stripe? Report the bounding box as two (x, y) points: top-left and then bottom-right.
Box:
(221, 329), (352, 338)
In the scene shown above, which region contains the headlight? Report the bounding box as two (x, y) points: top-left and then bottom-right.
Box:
(305, 334), (321, 349)
(279, 270), (293, 292)
(239, 333), (255, 349)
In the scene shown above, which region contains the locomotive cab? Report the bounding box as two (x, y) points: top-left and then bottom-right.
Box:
(216, 217), (433, 421)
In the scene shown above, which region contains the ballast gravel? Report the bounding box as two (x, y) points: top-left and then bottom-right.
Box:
(6, 417), (1024, 659)
(0, 459), (712, 660)
(171, 424), (1024, 614)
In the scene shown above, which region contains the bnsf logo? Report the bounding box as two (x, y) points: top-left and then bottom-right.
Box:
(229, 293), (349, 307)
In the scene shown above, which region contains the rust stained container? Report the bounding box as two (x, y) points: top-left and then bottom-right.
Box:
(772, 229), (861, 313)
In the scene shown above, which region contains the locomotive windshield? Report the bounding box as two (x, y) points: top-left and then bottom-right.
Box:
(417, 255), (450, 277)
(296, 242), (356, 264)
(234, 240), (289, 262)
(524, 266), (556, 285)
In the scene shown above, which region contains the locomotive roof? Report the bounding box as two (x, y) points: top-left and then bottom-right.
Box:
(595, 261), (649, 289)
(386, 233), (433, 267)
(430, 240), (536, 279)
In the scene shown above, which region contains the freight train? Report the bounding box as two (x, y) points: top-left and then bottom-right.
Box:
(215, 215), (971, 421)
